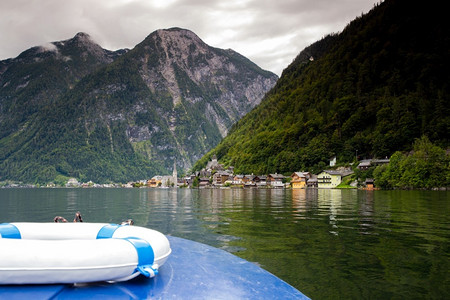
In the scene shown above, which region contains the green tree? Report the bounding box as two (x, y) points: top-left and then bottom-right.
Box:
(374, 136), (449, 189)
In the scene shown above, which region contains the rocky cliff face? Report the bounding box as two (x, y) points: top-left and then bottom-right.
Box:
(0, 28), (277, 183)
(136, 28), (275, 135)
(132, 28), (277, 137)
(120, 28), (278, 168)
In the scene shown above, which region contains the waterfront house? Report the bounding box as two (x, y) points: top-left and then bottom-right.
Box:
(291, 172), (307, 189)
(256, 175), (267, 187)
(267, 173), (285, 188)
(233, 175), (244, 185)
(252, 175), (262, 184)
(365, 178), (375, 190)
(307, 175), (318, 188)
(66, 178), (80, 187)
(243, 175), (256, 184)
(317, 169), (353, 188)
(147, 176), (163, 188)
(244, 175), (257, 187)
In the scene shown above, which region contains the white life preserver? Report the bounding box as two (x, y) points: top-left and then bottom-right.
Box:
(0, 222), (171, 284)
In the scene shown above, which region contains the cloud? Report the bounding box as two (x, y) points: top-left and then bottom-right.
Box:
(0, 0), (378, 75)
(39, 42), (58, 53)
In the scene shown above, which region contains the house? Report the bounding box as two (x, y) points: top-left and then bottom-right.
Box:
(66, 178), (80, 187)
(291, 172), (307, 189)
(317, 169), (353, 188)
(147, 176), (163, 188)
(291, 172), (315, 189)
(256, 175), (267, 187)
(357, 159), (372, 170)
(372, 158), (390, 166)
(199, 177), (210, 188)
(244, 175), (257, 187)
(357, 158), (390, 170)
(243, 175), (256, 184)
(365, 178), (375, 190)
(330, 156), (336, 167)
(307, 175), (318, 188)
(148, 176), (174, 188)
(267, 173), (285, 188)
(183, 174), (197, 186)
(232, 175), (244, 185)
(213, 171), (231, 186)
(248, 175), (266, 187)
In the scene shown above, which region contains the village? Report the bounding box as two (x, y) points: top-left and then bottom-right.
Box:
(139, 155), (390, 190)
(4, 155), (387, 189)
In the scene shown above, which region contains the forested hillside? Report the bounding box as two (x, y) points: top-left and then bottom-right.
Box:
(194, 0), (450, 174)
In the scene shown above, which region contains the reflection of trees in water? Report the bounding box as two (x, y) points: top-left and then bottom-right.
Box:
(358, 190), (375, 235)
(2, 188), (448, 299)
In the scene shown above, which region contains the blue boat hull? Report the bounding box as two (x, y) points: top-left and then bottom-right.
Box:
(0, 236), (309, 299)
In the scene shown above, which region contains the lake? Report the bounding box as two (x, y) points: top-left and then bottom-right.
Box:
(0, 188), (448, 299)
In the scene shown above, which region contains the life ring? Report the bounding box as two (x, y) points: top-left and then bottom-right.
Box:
(0, 222), (171, 284)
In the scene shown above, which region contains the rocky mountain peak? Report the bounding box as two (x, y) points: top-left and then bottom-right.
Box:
(137, 27), (278, 118)
(150, 28), (202, 43)
(0, 28), (278, 183)
(74, 32), (92, 40)
(142, 27), (210, 64)
(154, 28), (206, 50)
(60, 32), (116, 62)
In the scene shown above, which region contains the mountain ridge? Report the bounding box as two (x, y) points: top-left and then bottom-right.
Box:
(0, 31), (126, 139)
(0, 28), (278, 183)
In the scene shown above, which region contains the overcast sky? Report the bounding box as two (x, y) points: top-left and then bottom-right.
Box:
(0, 0), (379, 76)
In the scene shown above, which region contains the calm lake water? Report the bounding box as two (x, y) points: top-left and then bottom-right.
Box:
(0, 188), (448, 299)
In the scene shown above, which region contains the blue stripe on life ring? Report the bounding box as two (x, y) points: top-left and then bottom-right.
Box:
(123, 237), (156, 277)
(96, 224), (121, 239)
(0, 223), (21, 239)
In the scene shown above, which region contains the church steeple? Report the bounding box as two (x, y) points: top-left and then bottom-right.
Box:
(172, 160), (177, 188)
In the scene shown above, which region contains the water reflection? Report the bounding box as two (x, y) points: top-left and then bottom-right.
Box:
(66, 189), (78, 210)
(358, 190), (376, 235)
(0, 188), (448, 299)
(291, 189), (318, 218)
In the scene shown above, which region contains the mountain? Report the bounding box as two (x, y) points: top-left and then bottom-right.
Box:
(0, 32), (126, 139)
(0, 28), (278, 184)
(193, 0), (450, 175)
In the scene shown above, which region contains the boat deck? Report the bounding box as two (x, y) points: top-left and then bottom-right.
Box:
(0, 236), (309, 299)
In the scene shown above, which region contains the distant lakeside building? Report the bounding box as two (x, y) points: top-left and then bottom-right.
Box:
(130, 155), (391, 190)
